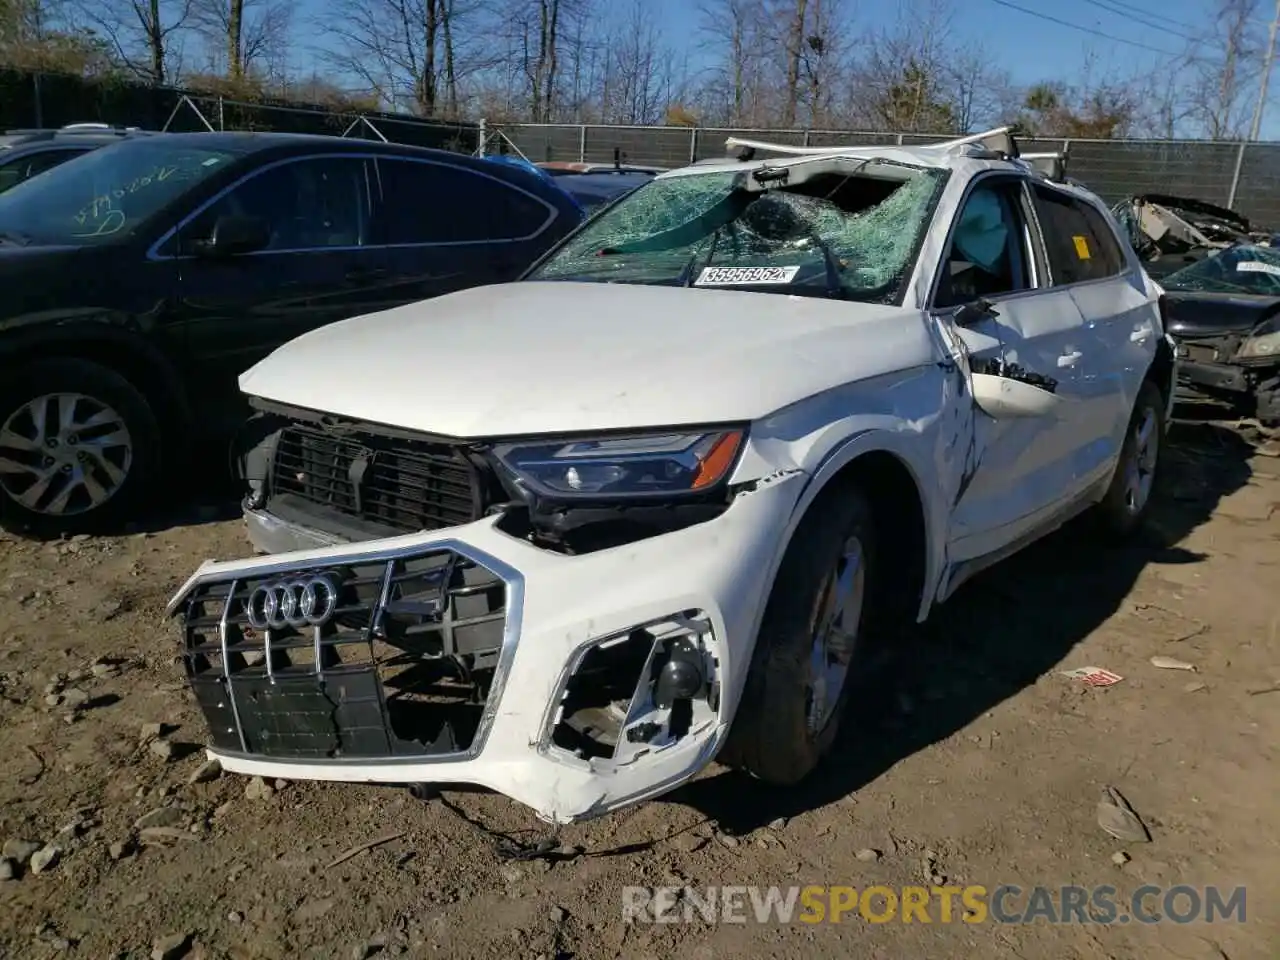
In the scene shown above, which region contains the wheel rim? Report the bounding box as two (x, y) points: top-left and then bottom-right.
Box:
(1123, 406), (1158, 516)
(0, 392), (133, 516)
(805, 535), (866, 735)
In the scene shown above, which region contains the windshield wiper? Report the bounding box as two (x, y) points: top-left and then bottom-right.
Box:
(0, 230), (33, 246)
(681, 226), (725, 286)
(803, 232), (846, 298)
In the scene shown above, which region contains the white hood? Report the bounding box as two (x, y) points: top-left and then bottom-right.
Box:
(239, 281), (936, 437)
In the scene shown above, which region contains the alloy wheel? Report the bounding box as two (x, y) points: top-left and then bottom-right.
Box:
(805, 534), (866, 735)
(0, 392), (133, 516)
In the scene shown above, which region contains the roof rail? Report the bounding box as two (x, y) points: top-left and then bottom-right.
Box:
(724, 125), (1020, 160)
(61, 122), (114, 131)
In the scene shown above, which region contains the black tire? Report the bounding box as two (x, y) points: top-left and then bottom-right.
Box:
(0, 357), (160, 538)
(718, 482), (879, 784)
(1094, 379), (1165, 539)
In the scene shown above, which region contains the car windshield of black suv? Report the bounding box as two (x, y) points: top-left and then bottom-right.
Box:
(0, 138), (236, 246)
(1161, 244), (1280, 295)
(526, 159), (946, 303)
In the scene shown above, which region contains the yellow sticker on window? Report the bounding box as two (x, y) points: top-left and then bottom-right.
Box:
(1073, 235), (1091, 259)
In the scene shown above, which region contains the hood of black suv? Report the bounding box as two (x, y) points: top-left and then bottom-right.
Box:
(1163, 290), (1279, 338)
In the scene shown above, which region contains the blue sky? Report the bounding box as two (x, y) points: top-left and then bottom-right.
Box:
(293, 0), (1280, 136)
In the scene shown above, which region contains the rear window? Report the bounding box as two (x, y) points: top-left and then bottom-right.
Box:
(376, 158), (554, 244)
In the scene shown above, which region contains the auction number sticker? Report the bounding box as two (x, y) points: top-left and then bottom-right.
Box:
(1235, 260), (1280, 277)
(695, 266), (800, 286)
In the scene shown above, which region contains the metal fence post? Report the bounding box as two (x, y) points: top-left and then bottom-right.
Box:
(689, 127), (698, 163)
(578, 124), (587, 162)
(803, 130), (811, 146)
(1227, 140), (1248, 209)
(477, 118), (487, 156)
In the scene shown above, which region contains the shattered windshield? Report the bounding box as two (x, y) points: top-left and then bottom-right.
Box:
(1161, 245), (1280, 295)
(527, 161), (946, 303)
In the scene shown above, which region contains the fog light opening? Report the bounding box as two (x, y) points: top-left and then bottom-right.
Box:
(547, 611), (720, 767)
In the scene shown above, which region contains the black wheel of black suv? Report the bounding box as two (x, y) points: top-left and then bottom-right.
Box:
(0, 357), (160, 537)
(718, 481), (880, 784)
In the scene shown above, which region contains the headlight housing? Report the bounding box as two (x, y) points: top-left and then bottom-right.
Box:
(1237, 315), (1280, 360)
(491, 429), (745, 500)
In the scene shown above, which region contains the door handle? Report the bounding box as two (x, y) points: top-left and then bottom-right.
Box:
(1057, 350), (1083, 368)
(1131, 326), (1153, 343)
(345, 267), (388, 283)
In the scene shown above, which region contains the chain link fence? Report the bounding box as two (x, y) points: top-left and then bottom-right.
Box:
(490, 122), (1280, 228)
(0, 69), (479, 154)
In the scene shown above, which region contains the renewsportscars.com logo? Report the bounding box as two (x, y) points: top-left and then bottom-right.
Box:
(622, 884), (1247, 925)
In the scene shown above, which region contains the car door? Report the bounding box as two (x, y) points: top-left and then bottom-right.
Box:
(169, 154), (391, 416)
(371, 155), (567, 300)
(1028, 183), (1152, 476)
(930, 174), (1094, 564)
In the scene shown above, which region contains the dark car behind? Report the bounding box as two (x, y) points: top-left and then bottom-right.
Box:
(0, 131), (581, 537)
(0, 123), (153, 194)
(1160, 244), (1280, 425)
(551, 170), (655, 215)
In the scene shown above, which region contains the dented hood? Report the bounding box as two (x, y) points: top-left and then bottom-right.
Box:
(239, 281), (935, 437)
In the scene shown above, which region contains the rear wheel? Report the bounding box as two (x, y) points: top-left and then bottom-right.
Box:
(0, 358), (160, 537)
(1094, 379), (1165, 538)
(718, 483), (878, 784)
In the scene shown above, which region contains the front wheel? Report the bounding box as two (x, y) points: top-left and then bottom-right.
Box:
(718, 483), (878, 784)
(0, 358), (160, 537)
(1094, 379), (1165, 538)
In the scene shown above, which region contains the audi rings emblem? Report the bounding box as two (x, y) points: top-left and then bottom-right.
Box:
(246, 574), (341, 630)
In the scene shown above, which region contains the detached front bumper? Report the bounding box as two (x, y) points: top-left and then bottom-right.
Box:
(167, 474), (804, 823)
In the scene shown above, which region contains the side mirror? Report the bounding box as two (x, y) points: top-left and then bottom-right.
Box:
(192, 214), (270, 258)
(954, 298), (998, 326)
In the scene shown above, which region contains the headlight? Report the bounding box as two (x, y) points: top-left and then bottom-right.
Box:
(491, 429), (745, 499)
(1237, 316), (1280, 359)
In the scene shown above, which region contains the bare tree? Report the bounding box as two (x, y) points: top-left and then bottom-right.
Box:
(0, 0), (115, 73)
(946, 44), (1010, 134)
(1182, 0), (1263, 138)
(595, 0), (680, 124)
(795, 0), (852, 127)
(850, 0), (959, 132)
(779, 0), (806, 126)
(77, 0), (195, 84)
(321, 0), (478, 116)
(694, 0), (768, 125)
(192, 0), (292, 83)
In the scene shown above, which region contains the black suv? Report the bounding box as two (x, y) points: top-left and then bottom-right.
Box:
(0, 123), (153, 193)
(0, 131), (582, 536)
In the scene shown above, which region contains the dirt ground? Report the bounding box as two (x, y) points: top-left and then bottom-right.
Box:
(0, 415), (1277, 960)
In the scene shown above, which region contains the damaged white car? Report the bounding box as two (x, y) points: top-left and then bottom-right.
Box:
(167, 128), (1177, 824)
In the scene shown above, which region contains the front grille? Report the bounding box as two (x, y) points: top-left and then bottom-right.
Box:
(271, 424), (480, 533)
(177, 547), (508, 760)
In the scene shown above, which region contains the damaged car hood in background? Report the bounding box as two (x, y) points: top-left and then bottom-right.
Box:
(1112, 193), (1268, 277)
(238, 281), (937, 437)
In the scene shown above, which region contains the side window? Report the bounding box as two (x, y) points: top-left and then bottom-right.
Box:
(183, 157), (370, 253)
(0, 150), (77, 194)
(375, 158), (552, 244)
(935, 180), (1031, 309)
(20, 149), (82, 182)
(1030, 185), (1126, 285)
